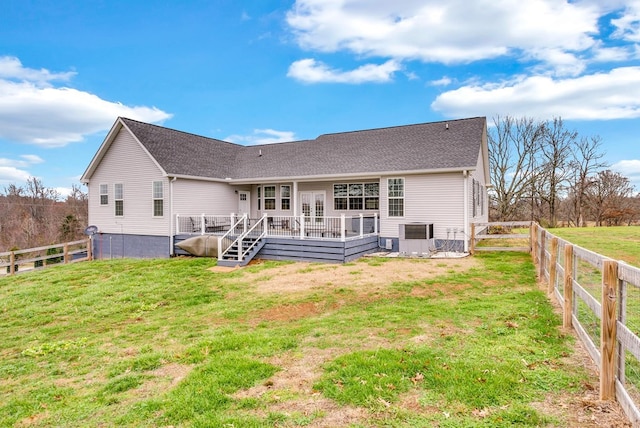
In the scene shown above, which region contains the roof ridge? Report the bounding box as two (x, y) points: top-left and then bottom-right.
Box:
(119, 117), (241, 148)
(316, 116), (485, 138)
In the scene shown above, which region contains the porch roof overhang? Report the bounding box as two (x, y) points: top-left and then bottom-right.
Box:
(224, 166), (477, 185)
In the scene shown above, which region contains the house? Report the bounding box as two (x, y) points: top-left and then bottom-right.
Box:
(80, 116), (489, 264)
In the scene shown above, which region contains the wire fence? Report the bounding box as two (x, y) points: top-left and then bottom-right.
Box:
(533, 224), (640, 425)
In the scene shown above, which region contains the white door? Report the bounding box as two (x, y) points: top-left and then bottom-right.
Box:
(238, 191), (250, 216)
(300, 191), (325, 223)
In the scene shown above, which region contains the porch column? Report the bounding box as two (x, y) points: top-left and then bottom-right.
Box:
(293, 181), (299, 217)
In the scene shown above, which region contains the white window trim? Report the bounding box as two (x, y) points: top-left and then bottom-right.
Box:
(114, 183), (124, 217)
(333, 182), (379, 211)
(280, 185), (291, 211)
(263, 185), (276, 211)
(152, 181), (164, 218)
(99, 183), (109, 206)
(387, 177), (405, 218)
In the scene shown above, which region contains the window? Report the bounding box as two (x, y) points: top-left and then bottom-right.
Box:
(100, 184), (108, 205)
(348, 184), (363, 210)
(114, 183), (124, 217)
(257, 186), (261, 210)
(153, 181), (163, 217)
(472, 179), (484, 217)
(264, 185), (276, 210)
(333, 182), (379, 210)
(281, 185), (291, 210)
(364, 183), (380, 210)
(388, 178), (404, 217)
(333, 184), (348, 210)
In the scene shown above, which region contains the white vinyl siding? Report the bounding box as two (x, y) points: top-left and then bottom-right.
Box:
(469, 145), (489, 223)
(87, 129), (170, 235)
(172, 179), (237, 216)
(380, 173), (465, 240)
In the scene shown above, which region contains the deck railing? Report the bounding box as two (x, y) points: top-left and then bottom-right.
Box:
(176, 213), (235, 235)
(177, 213), (379, 241)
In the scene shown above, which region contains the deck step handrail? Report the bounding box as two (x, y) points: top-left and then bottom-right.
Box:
(218, 214), (248, 260)
(239, 215), (268, 261)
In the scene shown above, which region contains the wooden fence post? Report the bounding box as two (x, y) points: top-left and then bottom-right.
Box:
(548, 237), (558, 295)
(531, 223), (538, 266)
(63, 243), (70, 264)
(9, 251), (15, 275)
(539, 230), (546, 279)
(601, 260), (619, 401)
(563, 244), (574, 329)
(87, 237), (93, 261)
(470, 223), (476, 255)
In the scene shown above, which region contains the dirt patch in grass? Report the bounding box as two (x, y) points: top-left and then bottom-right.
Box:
(255, 301), (337, 322)
(232, 258), (632, 427)
(235, 347), (369, 427)
(238, 257), (479, 295)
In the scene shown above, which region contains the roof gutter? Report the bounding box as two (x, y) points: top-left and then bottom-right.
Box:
(225, 166), (478, 185)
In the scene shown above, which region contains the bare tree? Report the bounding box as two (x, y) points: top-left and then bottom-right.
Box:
(537, 117), (577, 227)
(488, 115), (545, 221)
(0, 178), (88, 251)
(565, 136), (608, 226)
(585, 170), (636, 226)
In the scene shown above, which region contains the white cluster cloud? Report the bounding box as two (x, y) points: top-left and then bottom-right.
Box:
(431, 67), (640, 120)
(613, 159), (640, 178)
(287, 58), (400, 83)
(612, 0), (640, 42)
(0, 56), (172, 148)
(0, 154), (44, 184)
(225, 128), (297, 145)
(285, 0), (609, 83)
(285, 1), (640, 124)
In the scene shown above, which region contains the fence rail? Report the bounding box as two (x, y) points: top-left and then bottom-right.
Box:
(0, 239), (92, 276)
(531, 223), (640, 425)
(470, 221), (532, 253)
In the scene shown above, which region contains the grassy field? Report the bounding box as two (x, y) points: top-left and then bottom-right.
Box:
(549, 225), (640, 267)
(0, 253), (621, 427)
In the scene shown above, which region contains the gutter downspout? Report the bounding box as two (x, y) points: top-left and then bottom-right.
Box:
(170, 177), (177, 256)
(463, 170), (469, 253)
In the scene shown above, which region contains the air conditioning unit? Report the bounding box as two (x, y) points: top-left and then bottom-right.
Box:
(399, 223), (434, 254)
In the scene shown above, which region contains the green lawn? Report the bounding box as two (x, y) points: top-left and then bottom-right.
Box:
(549, 225), (640, 267)
(0, 254), (595, 427)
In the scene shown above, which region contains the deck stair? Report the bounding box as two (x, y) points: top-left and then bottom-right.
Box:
(217, 234), (265, 267)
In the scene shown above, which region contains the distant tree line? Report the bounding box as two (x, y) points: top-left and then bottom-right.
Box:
(489, 115), (639, 227)
(0, 177), (88, 252)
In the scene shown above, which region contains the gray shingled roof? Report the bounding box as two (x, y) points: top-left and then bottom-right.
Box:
(120, 116), (485, 180)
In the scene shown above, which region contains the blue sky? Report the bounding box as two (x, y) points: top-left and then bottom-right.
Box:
(1, 0), (640, 196)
